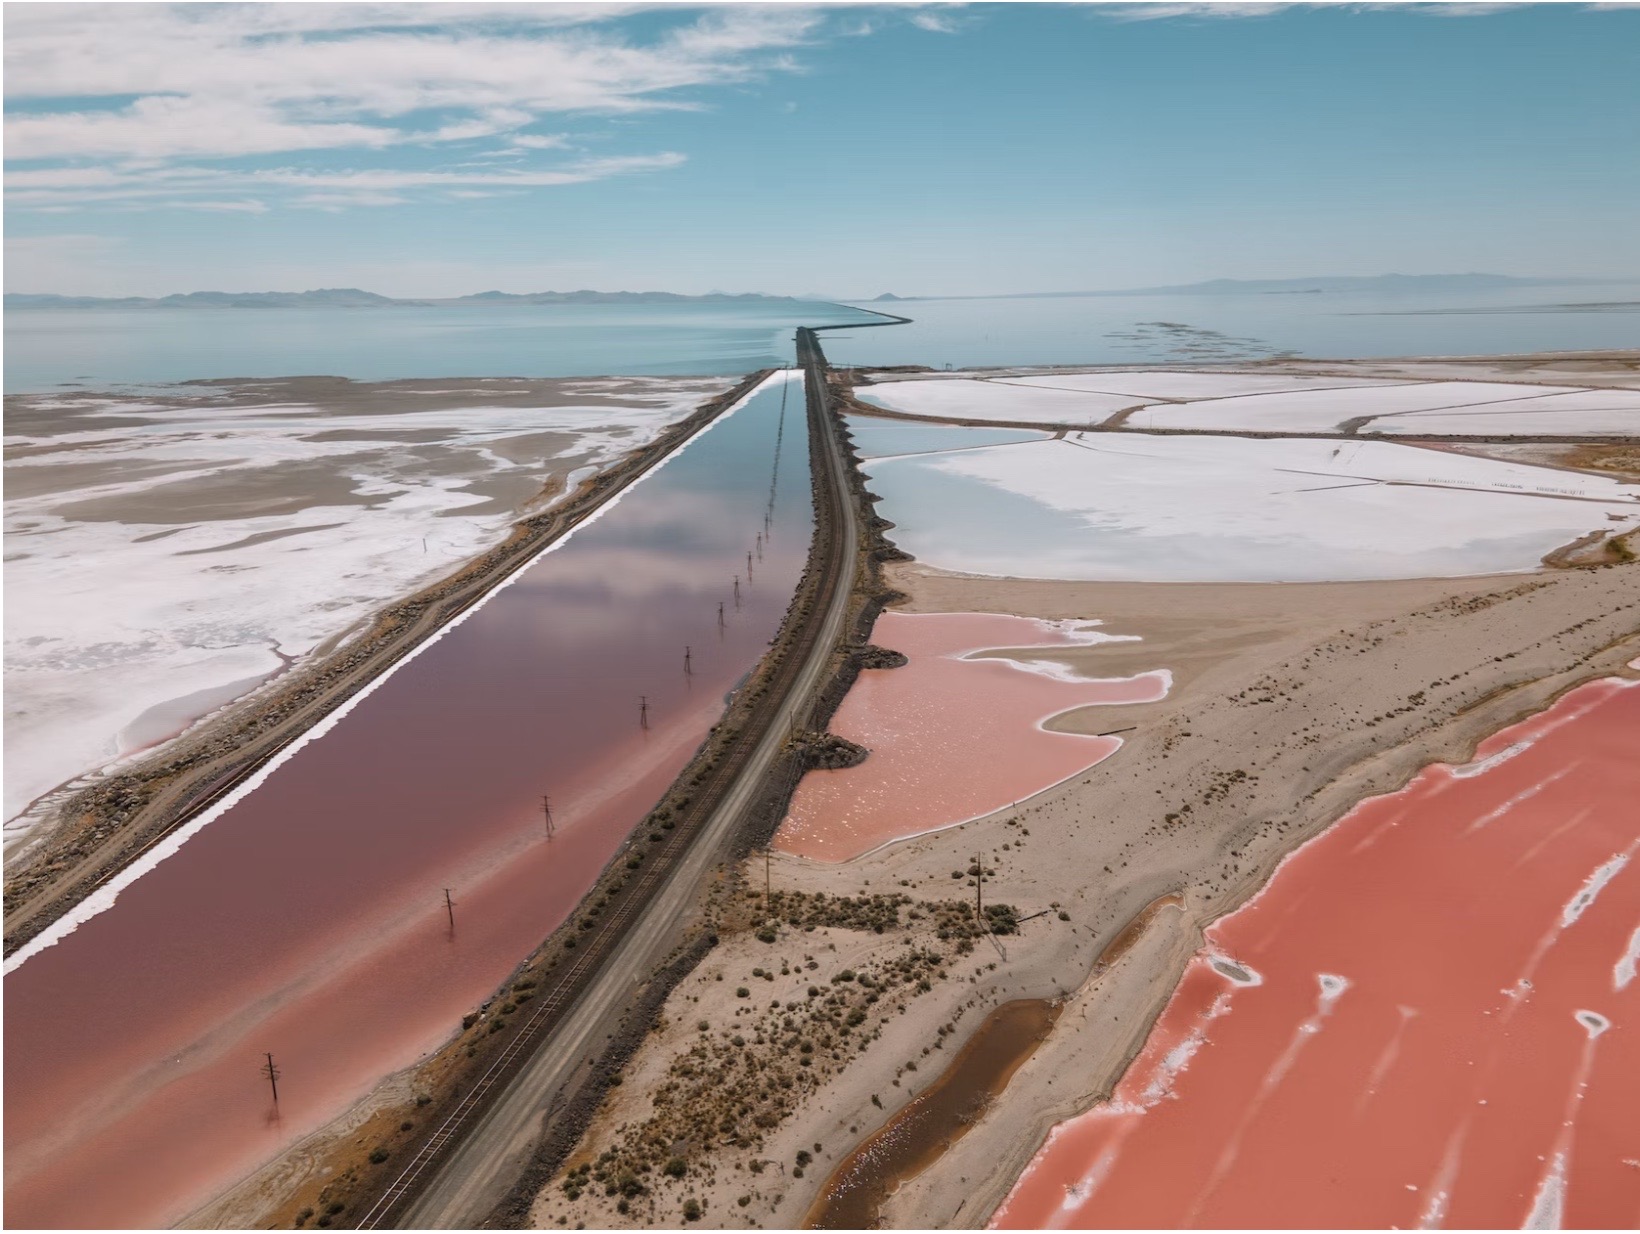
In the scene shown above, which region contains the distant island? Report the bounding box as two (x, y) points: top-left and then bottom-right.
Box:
(4, 288), (818, 310)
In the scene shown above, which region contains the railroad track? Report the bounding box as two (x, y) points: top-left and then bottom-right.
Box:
(352, 342), (867, 1228)
(356, 857), (674, 1227)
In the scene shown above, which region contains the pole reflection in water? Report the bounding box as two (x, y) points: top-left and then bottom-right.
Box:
(3, 373), (811, 1230)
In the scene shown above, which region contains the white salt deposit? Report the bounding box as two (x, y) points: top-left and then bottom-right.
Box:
(859, 431), (1640, 584)
(998, 371), (1404, 400)
(1125, 382), (1595, 433)
(865, 369), (1638, 437)
(3, 379), (734, 834)
(856, 378), (1147, 425)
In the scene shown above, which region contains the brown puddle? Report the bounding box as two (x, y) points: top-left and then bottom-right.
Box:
(1095, 892), (1183, 971)
(805, 998), (1061, 1229)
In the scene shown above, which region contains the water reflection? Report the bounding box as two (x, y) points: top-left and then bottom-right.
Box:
(3, 374), (813, 1229)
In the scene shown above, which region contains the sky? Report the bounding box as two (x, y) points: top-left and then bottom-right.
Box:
(5, 2), (1638, 299)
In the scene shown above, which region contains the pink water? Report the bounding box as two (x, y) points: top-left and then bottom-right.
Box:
(994, 676), (1640, 1229)
(3, 380), (811, 1229)
(775, 612), (1167, 862)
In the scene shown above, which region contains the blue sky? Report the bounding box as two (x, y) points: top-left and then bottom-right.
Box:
(5, 2), (1637, 298)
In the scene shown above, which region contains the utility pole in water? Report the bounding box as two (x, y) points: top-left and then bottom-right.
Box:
(262, 1052), (281, 1104)
(718, 601), (726, 628)
(733, 575), (741, 608)
(684, 646), (693, 676)
(747, 551), (754, 581)
(639, 696), (650, 729)
(444, 888), (456, 933)
(541, 795), (554, 839)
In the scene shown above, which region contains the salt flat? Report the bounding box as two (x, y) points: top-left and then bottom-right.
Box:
(855, 427), (1639, 583)
(857, 367), (1639, 436)
(1124, 380), (1600, 432)
(996, 370), (1402, 399)
(2, 375), (733, 835)
(854, 378), (1146, 425)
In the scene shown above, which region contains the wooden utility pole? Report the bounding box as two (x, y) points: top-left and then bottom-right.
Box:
(639, 696), (650, 729)
(756, 532), (763, 560)
(262, 1052), (281, 1104)
(444, 888), (456, 932)
(683, 646), (692, 676)
(733, 575), (741, 607)
(718, 601), (726, 628)
(541, 794), (554, 838)
(747, 551), (754, 580)
(975, 853), (984, 930)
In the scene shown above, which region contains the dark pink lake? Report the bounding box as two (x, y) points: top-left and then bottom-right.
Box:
(3, 375), (811, 1229)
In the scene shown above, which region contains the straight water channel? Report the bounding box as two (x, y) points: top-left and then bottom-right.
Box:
(3, 372), (813, 1229)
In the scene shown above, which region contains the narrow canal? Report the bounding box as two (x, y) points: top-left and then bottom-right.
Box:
(3, 372), (814, 1229)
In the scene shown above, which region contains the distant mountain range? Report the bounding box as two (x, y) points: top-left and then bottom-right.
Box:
(11, 275), (1629, 312)
(4, 288), (816, 310)
(849, 274), (1625, 303)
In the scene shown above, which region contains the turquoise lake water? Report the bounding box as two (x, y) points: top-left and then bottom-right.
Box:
(822, 282), (1640, 371)
(2, 300), (879, 392)
(6, 282), (1636, 392)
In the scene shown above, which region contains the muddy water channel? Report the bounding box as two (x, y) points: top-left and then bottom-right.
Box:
(3, 374), (812, 1229)
(808, 999), (1061, 1230)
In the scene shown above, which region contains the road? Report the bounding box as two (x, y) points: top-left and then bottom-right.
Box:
(384, 334), (861, 1228)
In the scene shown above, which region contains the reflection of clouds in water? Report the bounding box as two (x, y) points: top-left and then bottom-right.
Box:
(3, 376), (756, 829)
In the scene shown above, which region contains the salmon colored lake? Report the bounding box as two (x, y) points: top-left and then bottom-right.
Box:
(3, 374), (812, 1229)
(994, 675), (1640, 1230)
(775, 611), (1168, 862)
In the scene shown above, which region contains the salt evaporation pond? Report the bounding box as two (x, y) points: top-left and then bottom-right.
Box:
(775, 612), (1168, 863)
(851, 418), (1640, 582)
(994, 676), (1640, 1229)
(2, 374), (812, 1229)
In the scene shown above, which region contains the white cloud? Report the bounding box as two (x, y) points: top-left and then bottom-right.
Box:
(1100, 3), (1289, 20)
(909, 10), (968, 34)
(3, 3), (816, 213)
(507, 134), (571, 150)
(3, 153), (689, 212)
(5, 97), (398, 161)
(170, 200), (272, 214)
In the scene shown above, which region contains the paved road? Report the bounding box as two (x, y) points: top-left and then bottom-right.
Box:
(395, 341), (860, 1228)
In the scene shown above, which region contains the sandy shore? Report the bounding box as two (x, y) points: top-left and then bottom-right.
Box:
(524, 552), (1639, 1229)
